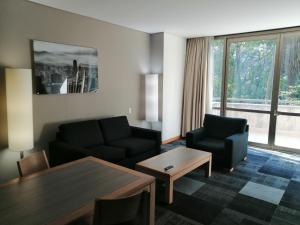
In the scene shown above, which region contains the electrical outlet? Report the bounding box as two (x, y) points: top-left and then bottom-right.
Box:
(128, 107), (132, 114)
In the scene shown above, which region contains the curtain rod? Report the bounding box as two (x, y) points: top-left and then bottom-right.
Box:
(214, 25), (300, 39)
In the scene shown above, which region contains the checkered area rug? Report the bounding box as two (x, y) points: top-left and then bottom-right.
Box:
(155, 140), (300, 225)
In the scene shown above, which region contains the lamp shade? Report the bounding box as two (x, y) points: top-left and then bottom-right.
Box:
(145, 74), (159, 122)
(5, 68), (34, 152)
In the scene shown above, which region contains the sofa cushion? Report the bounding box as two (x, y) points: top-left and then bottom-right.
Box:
(204, 114), (247, 139)
(86, 145), (126, 163)
(194, 138), (225, 155)
(109, 137), (156, 157)
(99, 116), (131, 142)
(59, 120), (104, 148)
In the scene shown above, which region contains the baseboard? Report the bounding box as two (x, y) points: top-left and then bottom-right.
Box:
(162, 136), (181, 145)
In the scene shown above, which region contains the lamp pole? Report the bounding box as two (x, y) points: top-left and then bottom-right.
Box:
(20, 151), (24, 159)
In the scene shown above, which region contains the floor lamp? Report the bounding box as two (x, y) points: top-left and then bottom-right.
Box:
(145, 74), (159, 129)
(5, 68), (34, 159)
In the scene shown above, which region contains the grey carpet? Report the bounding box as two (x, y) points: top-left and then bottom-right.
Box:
(155, 140), (300, 225)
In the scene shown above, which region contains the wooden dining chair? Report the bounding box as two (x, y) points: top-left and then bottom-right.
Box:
(69, 191), (150, 225)
(92, 191), (150, 225)
(17, 150), (50, 177)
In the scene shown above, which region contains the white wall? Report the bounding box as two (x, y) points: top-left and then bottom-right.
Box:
(0, 0), (151, 183)
(150, 33), (164, 75)
(149, 33), (186, 141)
(147, 33), (164, 131)
(0, 1), (151, 149)
(162, 33), (186, 141)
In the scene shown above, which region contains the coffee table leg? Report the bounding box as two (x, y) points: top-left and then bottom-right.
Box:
(165, 179), (174, 204)
(205, 156), (212, 178)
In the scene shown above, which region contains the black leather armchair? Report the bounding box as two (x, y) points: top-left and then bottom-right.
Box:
(186, 114), (249, 170)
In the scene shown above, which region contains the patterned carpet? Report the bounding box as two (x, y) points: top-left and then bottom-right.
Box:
(155, 140), (300, 225)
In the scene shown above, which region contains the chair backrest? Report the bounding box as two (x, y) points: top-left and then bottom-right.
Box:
(59, 120), (105, 147)
(17, 151), (50, 177)
(98, 116), (131, 143)
(93, 191), (149, 225)
(204, 114), (247, 139)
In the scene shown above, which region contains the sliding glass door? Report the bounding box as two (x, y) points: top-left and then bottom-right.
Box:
(274, 32), (300, 149)
(226, 36), (277, 144)
(212, 30), (300, 152)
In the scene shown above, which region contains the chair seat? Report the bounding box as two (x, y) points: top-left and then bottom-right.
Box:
(109, 138), (156, 157)
(87, 145), (126, 162)
(194, 138), (225, 154)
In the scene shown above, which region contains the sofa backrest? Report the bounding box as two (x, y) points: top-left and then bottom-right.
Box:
(99, 116), (131, 143)
(59, 120), (104, 147)
(204, 114), (247, 139)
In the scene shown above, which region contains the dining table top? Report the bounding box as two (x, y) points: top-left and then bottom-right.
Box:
(0, 156), (155, 225)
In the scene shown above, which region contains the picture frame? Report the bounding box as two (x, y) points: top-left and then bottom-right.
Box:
(32, 40), (99, 94)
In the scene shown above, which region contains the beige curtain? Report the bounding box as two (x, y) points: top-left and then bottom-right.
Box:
(181, 37), (211, 136)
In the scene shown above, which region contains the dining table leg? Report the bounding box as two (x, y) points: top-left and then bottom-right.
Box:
(148, 181), (156, 225)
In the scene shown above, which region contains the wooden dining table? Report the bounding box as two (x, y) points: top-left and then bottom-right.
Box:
(0, 156), (156, 225)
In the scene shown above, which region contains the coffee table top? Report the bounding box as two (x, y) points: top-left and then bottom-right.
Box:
(136, 146), (211, 177)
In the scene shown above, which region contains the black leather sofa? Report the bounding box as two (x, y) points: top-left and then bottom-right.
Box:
(186, 114), (249, 170)
(49, 116), (161, 168)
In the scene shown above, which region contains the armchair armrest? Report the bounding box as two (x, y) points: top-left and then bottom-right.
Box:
(186, 127), (207, 147)
(225, 131), (248, 169)
(49, 141), (89, 167)
(131, 126), (162, 154)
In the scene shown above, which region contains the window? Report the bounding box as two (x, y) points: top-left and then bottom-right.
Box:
(227, 39), (277, 111)
(212, 29), (300, 151)
(211, 39), (224, 115)
(278, 34), (300, 113)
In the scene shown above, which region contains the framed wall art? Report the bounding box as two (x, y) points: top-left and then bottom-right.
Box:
(32, 40), (99, 94)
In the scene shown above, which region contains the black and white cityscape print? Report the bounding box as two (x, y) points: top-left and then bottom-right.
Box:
(32, 40), (98, 94)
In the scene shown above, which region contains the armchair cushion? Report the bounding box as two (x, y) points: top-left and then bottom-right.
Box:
(99, 116), (131, 143)
(204, 114), (247, 139)
(59, 120), (104, 148)
(193, 138), (225, 155)
(109, 137), (156, 157)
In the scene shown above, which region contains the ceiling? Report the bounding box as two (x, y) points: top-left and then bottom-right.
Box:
(29, 0), (300, 37)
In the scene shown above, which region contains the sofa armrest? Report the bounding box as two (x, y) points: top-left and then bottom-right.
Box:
(225, 131), (248, 169)
(49, 141), (89, 167)
(186, 127), (206, 147)
(131, 126), (162, 154)
(131, 126), (161, 142)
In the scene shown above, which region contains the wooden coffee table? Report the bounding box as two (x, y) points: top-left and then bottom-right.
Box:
(136, 146), (212, 204)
